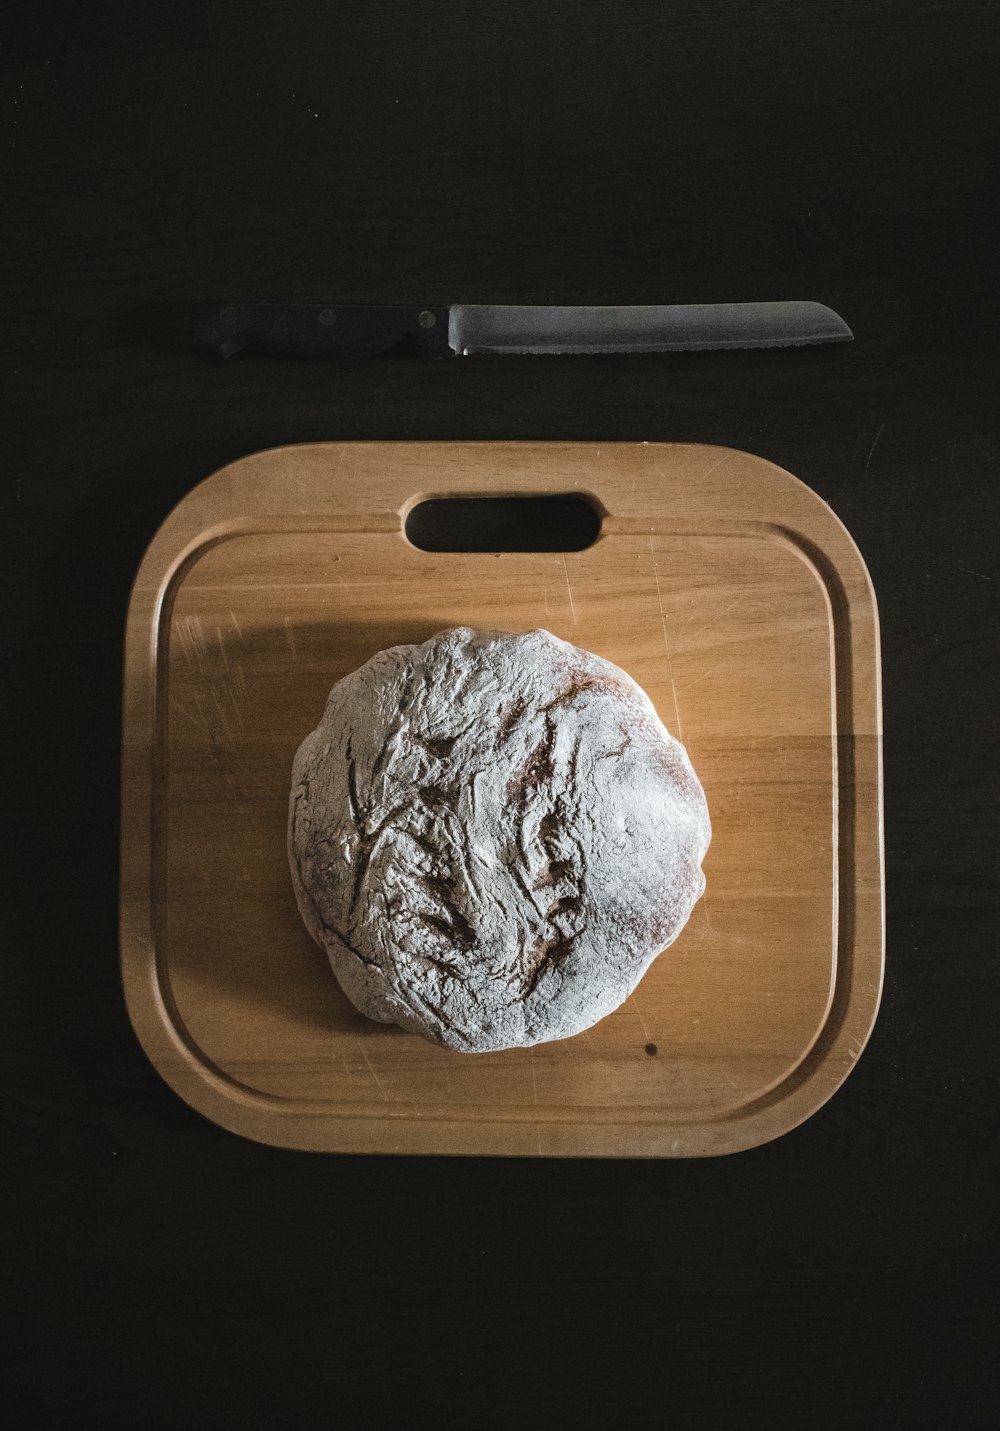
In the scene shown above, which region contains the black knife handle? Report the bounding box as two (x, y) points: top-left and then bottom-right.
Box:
(192, 302), (452, 359)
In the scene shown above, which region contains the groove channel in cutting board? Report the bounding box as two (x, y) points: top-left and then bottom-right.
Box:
(120, 442), (883, 1156)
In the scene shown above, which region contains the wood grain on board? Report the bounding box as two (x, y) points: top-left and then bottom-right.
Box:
(120, 441), (883, 1155)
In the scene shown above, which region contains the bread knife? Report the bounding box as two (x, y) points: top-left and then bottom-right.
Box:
(193, 300), (852, 360)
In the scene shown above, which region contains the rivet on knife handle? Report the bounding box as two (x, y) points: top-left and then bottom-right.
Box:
(192, 302), (452, 360)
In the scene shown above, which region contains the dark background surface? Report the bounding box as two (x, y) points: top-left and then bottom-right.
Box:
(2, 3), (998, 1427)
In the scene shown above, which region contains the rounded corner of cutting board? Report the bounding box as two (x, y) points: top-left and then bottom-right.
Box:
(119, 439), (884, 1158)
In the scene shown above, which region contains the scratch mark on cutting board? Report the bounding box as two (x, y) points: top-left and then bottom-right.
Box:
(648, 537), (684, 740)
(228, 608), (244, 640)
(215, 627), (230, 673)
(561, 555), (578, 624)
(359, 1043), (389, 1102)
(209, 693), (234, 747)
(683, 596), (741, 652)
(676, 658), (726, 692)
(687, 450), (733, 484)
(283, 617), (299, 659)
(226, 683), (246, 732)
(169, 696), (209, 735)
(175, 615), (206, 673)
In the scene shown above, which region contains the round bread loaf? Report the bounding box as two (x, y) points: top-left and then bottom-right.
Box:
(288, 627), (710, 1051)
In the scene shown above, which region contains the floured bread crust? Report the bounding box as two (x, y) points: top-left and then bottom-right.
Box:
(289, 628), (710, 1051)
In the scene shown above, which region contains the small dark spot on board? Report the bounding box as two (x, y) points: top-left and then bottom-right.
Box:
(644, 1042), (658, 1056)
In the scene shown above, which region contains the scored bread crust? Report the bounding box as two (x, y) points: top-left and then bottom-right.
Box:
(288, 627), (710, 1052)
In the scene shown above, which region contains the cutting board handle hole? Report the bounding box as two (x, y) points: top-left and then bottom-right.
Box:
(404, 495), (601, 552)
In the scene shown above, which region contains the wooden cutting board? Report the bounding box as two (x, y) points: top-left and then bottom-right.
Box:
(120, 442), (883, 1156)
